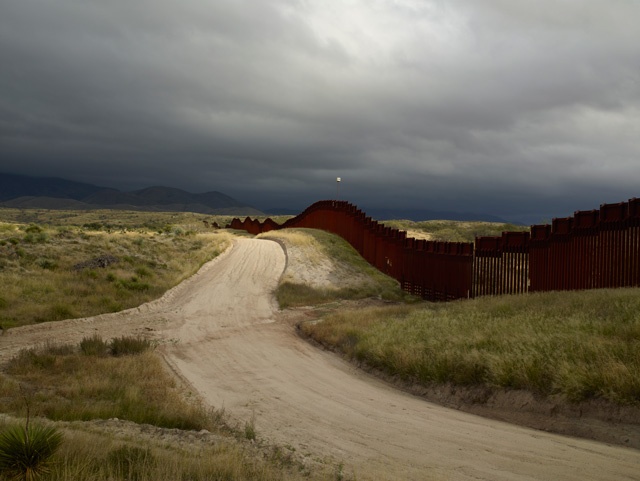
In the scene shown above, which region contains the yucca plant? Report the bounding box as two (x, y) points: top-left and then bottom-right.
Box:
(0, 422), (63, 481)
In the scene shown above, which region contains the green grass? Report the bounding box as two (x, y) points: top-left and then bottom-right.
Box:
(301, 288), (640, 405)
(0, 216), (232, 328)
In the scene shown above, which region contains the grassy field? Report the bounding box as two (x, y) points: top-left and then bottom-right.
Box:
(0, 339), (329, 481)
(0, 208), (340, 480)
(382, 219), (529, 242)
(301, 288), (640, 405)
(0, 211), (232, 328)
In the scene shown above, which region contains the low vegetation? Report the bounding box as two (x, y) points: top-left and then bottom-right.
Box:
(0, 420), (63, 481)
(301, 287), (640, 405)
(0, 212), (232, 328)
(47, 425), (313, 481)
(0, 338), (214, 430)
(382, 219), (528, 243)
(0, 338), (331, 480)
(260, 229), (412, 308)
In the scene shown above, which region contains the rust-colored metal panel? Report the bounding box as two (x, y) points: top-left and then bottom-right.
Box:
(600, 202), (628, 223)
(228, 197), (639, 301)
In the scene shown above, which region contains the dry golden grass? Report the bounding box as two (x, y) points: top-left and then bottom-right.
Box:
(0, 417), (330, 481)
(302, 288), (640, 405)
(382, 219), (528, 242)
(1, 342), (215, 430)
(0, 340), (335, 481)
(0, 218), (232, 328)
(260, 228), (413, 308)
(0, 210), (355, 480)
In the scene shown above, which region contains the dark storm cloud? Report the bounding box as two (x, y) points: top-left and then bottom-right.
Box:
(1, 0), (639, 222)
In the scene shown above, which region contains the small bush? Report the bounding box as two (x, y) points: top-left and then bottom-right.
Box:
(244, 414), (257, 441)
(48, 304), (76, 322)
(110, 336), (152, 356)
(134, 266), (152, 278)
(36, 258), (57, 270)
(0, 422), (64, 481)
(80, 335), (109, 357)
(116, 277), (150, 291)
(82, 222), (103, 231)
(23, 232), (48, 244)
(24, 224), (43, 234)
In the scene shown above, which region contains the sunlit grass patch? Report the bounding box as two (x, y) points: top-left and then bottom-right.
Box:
(261, 228), (412, 308)
(302, 288), (640, 405)
(0, 218), (232, 328)
(381, 219), (529, 243)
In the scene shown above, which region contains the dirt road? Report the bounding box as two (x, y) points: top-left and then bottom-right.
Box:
(2, 238), (639, 480)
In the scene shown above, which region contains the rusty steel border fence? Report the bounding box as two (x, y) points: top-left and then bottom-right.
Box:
(228, 197), (640, 301)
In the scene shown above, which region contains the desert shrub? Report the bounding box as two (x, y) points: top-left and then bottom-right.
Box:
(23, 232), (48, 244)
(109, 336), (152, 356)
(134, 266), (152, 278)
(244, 414), (257, 441)
(0, 422), (63, 481)
(36, 258), (57, 270)
(82, 222), (103, 231)
(24, 224), (43, 234)
(42, 342), (76, 356)
(116, 277), (150, 292)
(48, 304), (76, 322)
(80, 335), (109, 357)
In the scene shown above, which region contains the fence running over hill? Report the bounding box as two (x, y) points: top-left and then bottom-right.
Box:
(228, 198), (640, 301)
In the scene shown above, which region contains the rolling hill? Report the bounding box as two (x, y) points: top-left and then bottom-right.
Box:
(0, 173), (263, 216)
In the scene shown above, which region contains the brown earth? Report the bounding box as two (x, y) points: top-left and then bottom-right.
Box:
(1, 238), (639, 480)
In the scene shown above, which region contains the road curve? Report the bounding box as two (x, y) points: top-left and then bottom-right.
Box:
(160, 238), (640, 481)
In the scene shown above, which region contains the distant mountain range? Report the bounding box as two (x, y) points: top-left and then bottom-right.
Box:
(0, 173), (264, 216)
(0, 173), (520, 223)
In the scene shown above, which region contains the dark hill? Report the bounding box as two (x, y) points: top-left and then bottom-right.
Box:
(0, 172), (263, 216)
(0, 173), (104, 202)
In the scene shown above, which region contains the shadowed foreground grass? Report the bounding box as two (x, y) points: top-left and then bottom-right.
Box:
(0, 340), (335, 480)
(0, 340), (216, 430)
(301, 288), (640, 405)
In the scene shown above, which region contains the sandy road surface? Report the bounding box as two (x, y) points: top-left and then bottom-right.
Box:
(2, 238), (639, 480)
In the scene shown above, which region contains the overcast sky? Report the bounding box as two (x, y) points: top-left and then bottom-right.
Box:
(1, 0), (639, 223)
